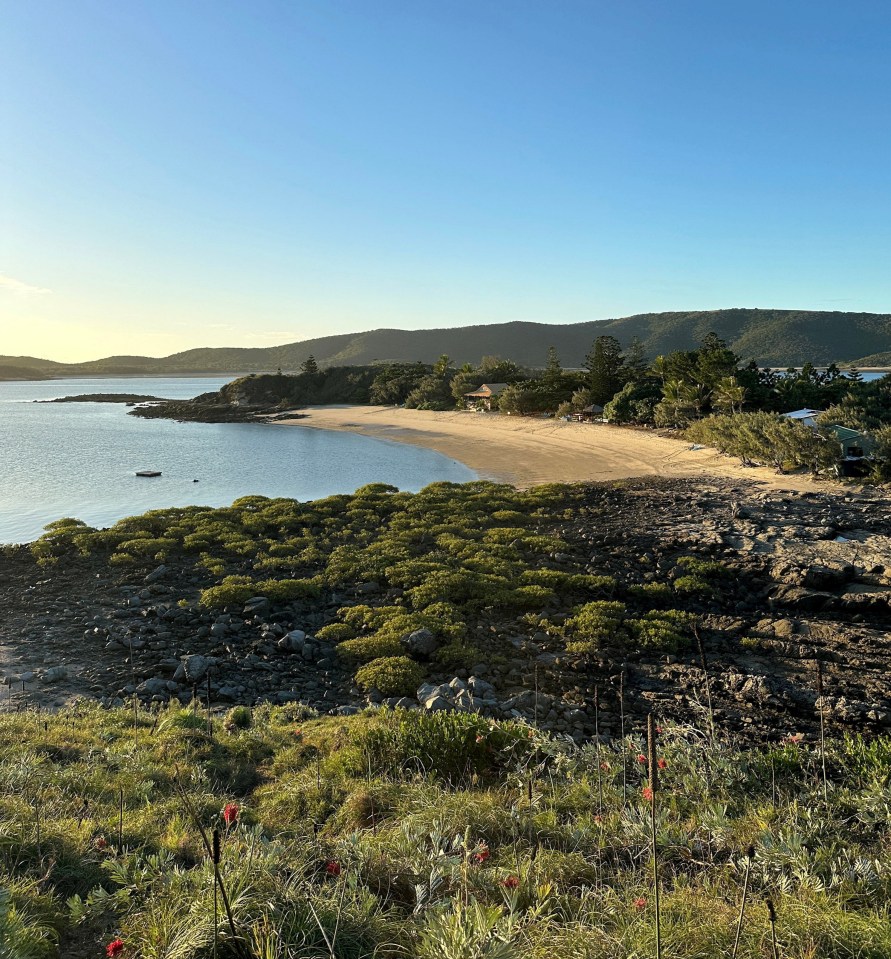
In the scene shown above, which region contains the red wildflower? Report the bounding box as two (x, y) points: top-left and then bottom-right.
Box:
(95, 836), (108, 850)
(475, 735), (485, 744)
(636, 753), (647, 764)
(633, 897), (647, 911)
(656, 726), (663, 734)
(501, 875), (520, 889)
(221, 802), (239, 826)
(600, 760), (611, 771)
(293, 729), (303, 738)
(325, 860), (341, 876)
(473, 844), (490, 864)
(657, 758), (667, 770)
(106, 940), (125, 958)
(594, 814), (603, 824)
(642, 786), (654, 801)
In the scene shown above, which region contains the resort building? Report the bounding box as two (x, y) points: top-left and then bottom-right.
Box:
(463, 383), (509, 411)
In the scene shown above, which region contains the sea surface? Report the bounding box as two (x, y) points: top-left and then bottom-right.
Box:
(0, 376), (476, 544)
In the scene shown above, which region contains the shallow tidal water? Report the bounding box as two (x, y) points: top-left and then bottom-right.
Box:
(0, 376), (476, 544)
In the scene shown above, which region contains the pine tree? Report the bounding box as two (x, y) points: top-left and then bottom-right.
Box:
(301, 355), (319, 374)
(584, 335), (625, 405)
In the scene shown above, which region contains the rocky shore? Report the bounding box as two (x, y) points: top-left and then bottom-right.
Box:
(2, 477), (890, 745)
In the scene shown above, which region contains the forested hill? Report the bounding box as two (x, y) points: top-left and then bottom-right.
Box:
(6, 308), (891, 377)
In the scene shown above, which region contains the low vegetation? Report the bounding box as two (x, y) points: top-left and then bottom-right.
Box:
(2, 702), (891, 957)
(29, 483), (713, 695)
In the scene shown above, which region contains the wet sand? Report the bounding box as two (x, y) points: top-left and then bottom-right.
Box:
(273, 405), (847, 494)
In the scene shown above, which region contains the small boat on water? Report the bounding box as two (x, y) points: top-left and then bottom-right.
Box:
(135, 470), (162, 477)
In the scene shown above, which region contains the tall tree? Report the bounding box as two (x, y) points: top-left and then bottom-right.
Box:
(301, 354), (319, 374)
(543, 346), (563, 389)
(585, 335), (625, 405)
(623, 336), (649, 383)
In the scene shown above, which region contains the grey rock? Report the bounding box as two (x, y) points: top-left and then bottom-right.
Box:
(140, 677), (175, 696)
(243, 596), (271, 615)
(42, 666), (68, 683)
(401, 627), (440, 657)
(334, 705), (361, 716)
(424, 695), (454, 713)
(173, 654), (216, 684)
(468, 676), (496, 697)
(279, 629), (306, 651)
(145, 565), (168, 584)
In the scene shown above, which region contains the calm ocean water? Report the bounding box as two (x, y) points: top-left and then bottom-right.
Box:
(0, 376), (476, 544)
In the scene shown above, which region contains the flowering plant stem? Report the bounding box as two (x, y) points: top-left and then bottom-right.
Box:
(173, 773), (245, 956)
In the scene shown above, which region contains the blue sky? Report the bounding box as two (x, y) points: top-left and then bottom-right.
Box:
(2, 0), (890, 360)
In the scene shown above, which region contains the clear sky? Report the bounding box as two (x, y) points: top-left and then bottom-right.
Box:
(3, 1), (891, 361)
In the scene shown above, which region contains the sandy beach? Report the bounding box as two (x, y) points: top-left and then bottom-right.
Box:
(274, 405), (847, 494)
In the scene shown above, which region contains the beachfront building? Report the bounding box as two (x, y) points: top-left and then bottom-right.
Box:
(782, 409), (875, 474)
(464, 383), (509, 411)
(567, 404), (605, 423)
(782, 409), (823, 428)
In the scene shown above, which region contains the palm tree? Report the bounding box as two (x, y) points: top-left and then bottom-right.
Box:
(714, 376), (747, 414)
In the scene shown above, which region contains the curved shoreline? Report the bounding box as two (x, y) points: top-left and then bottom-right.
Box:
(271, 405), (856, 494)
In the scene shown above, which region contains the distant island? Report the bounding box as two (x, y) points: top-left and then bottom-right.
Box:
(5, 307), (891, 379)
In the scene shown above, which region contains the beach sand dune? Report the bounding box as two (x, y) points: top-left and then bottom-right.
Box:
(275, 406), (843, 494)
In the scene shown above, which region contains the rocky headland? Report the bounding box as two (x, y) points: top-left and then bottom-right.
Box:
(2, 477), (889, 745)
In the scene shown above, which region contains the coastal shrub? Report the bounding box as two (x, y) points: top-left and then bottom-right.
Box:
(576, 574), (618, 596)
(224, 705), (253, 730)
(628, 610), (696, 651)
(520, 569), (572, 590)
(336, 605), (465, 664)
(337, 633), (404, 664)
(355, 656), (425, 697)
(199, 575), (255, 607)
(628, 582), (674, 604)
(360, 711), (533, 785)
(433, 641), (484, 670)
(31, 518), (96, 563)
(677, 556), (730, 579)
(673, 575), (716, 598)
(315, 623), (355, 642)
(565, 601), (627, 652)
(254, 577), (321, 602)
(508, 584), (556, 609)
(406, 570), (510, 609)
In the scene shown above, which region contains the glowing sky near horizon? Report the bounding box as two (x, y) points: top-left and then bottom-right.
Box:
(3, 1), (891, 362)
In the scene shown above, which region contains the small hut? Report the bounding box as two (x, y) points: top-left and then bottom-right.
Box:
(568, 404), (604, 423)
(463, 383), (509, 411)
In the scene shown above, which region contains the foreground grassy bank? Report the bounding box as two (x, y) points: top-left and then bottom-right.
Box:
(3, 703), (891, 958)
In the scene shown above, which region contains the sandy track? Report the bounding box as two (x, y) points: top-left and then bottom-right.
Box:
(272, 406), (847, 494)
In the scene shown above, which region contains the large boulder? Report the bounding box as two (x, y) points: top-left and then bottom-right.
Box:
(401, 628), (440, 657)
(173, 654), (216, 684)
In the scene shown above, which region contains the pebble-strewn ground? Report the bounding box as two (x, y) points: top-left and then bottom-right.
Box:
(2, 477), (890, 744)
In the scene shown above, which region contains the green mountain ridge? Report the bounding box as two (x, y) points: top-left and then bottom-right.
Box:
(5, 308), (891, 378)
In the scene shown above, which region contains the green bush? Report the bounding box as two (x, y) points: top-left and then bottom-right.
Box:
(355, 657), (425, 697)
(628, 582), (674, 604)
(224, 705), (253, 730)
(433, 642), (484, 670)
(565, 601), (627, 652)
(315, 623), (355, 642)
(360, 711), (533, 785)
(627, 610), (696, 651)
